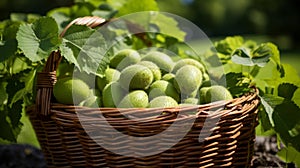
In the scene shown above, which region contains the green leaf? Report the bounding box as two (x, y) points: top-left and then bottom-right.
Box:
(16, 17), (61, 62)
(272, 99), (300, 151)
(0, 111), (16, 142)
(6, 77), (25, 104)
(61, 25), (108, 75)
(214, 36), (244, 55)
(0, 40), (17, 62)
(10, 70), (36, 105)
(273, 100), (300, 131)
(7, 100), (23, 129)
(150, 13), (186, 42)
(0, 22), (20, 62)
(231, 48), (253, 66)
(117, 0), (159, 17)
(231, 44), (272, 67)
(251, 42), (278, 66)
(278, 83), (298, 100)
(260, 94), (284, 127)
(293, 88), (300, 108)
(11, 57), (30, 74)
(257, 105), (273, 133)
(0, 82), (7, 106)
(278, 146), (300, 167)
(222, 72), (252, 97)
(281, 63), (300, 86)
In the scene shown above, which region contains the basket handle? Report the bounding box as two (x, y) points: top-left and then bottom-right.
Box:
(36, 16), (108, 117)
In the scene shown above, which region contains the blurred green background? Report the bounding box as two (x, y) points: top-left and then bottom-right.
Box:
(0, 0), (299, 147)
(1, 0), (299, 71)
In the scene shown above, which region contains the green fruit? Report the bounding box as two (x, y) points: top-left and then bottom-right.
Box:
(148, 96), (178, 108)
(172, 58), (205, 74)
(75, 72), (96, 88)
(141, 51), (174, 74)
(182, 97), (199, 105)
(119, 64), (154, 90)
(102, 82), (126, 107)
(148, 80), (179, 102)
(96, 68), (120, 91)
(174, 65), (203, 95)
(201, 85), (233, 104)
(162, 73), (175, 83)
(53, 77), (90, 105)
(83, 96), (102, 107)
(109, 49), (141, 70)
(202, 73), (210, 82)
(137, 61), (161, 81)
(199, 87), (210, 104)
(105, 68), (121, 82)
(118, 90), (149, 108)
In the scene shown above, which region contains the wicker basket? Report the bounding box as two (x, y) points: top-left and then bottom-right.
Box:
(27, 16), (260, 168)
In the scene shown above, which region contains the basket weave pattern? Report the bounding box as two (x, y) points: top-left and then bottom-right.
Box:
(26, 17), (260, 168)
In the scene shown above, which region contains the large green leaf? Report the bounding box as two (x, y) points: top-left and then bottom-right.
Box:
(260, 94), (284, 127)
(16, 17), (61, 62)
(150, 13), (186, 42)
(272, 99), (300, 151)
(60, 25), (108, 76)
(273, 100), (300, 131)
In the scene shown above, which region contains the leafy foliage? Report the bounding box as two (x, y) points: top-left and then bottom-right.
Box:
(0, 0), (187, 143)
(208, 35), (300, 162)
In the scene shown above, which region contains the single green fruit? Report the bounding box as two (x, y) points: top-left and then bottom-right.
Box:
(83, 96), (102, 108)
(182, 97), (199, 105)
(137, 61), (161, 81)
(174, 65), (203, 95)
(141, 51), (174, 74)
(53, 77), (90, 105)
(75, 71), (96, 88)
(110, 49), (141, 70)
(149, 96), (178, 108)
(162, 73), (175, 83)
(118, 90), (149, 108)
(172, 58), (205, 74)
(148, 80), (179, 102)
(202, 85), (233, 104)
(96, 68), (120, 91)
(102, 82), (126, 107)
(119, 64), (154, 90)
(105, 68), (121, 82)
(199, 87), (210, 104)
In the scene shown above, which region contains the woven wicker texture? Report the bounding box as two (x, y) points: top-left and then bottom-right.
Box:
(27, 16), (260, 168)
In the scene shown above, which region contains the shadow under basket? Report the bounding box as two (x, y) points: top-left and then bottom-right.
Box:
(26, 16), (260, 168)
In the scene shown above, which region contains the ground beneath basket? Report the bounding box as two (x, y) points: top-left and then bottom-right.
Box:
(0, 136), (296, 168)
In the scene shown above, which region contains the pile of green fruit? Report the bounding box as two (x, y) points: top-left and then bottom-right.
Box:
(53, 49), (233, 108)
